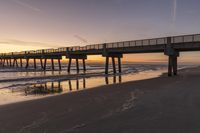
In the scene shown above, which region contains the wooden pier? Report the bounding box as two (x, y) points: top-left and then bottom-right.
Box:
(1, 34), (200, 76)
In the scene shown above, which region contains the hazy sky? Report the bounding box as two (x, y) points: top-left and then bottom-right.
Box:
(0, 0), (200, 63)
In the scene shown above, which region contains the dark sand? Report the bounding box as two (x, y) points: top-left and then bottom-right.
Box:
(1, 67), (200, 133)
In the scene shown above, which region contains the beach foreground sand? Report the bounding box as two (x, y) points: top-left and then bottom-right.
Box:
(1, 67), (200, 133)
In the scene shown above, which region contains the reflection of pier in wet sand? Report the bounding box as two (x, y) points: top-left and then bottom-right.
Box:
(25, 81), (63, 96)
(105, 75), (122, 85)
(21, 75), (122, 96)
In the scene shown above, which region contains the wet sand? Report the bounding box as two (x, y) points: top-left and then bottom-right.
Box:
(1, 67), (200, 133)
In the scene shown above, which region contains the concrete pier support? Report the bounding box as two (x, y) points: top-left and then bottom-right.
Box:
(165, 37), (179, 77)
(13, 59), (18, 67)
(42, 58), (60, 71)
(67, 58), (72, 73)
(2, 59), (5, 67)
(25, 58), (29, 69)
(43, 59), (47, 70)
(33, 58), (37, 69)
(6, 59), (9, 66)
(105, 57), (109, 74)
(58, 59), (61, 71)
(168, 56), (172, 76)
(16, 59), (19, 67)
(40, 59), (43, 69)
(12, 59), (15, 67)
(66, 54), (87, 73)
(103, 53), (123, 74)
(51, 59), (54, 70)
(112, 57), (116, 74)
(168, 55), (178, 76)
(67, 58), (86, 73)
(76, 59), (79, 73)
(20, 59), (23, 68)
(9, 59), (12, 67)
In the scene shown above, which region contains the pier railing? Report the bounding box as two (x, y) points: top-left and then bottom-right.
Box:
(1, 34), (200, 57)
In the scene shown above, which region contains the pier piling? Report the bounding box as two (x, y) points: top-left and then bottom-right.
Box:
(25, 58), (29, 69)
(76, 59), (79, 73)
(112, 57), (116, 74)
(67, 58), (72, 73)
(105, 57), (109, 74)
(40, 59), (43, 69)
(66, 54), (87, 73)
(165, 37), (179, 76)
(58, 59), (61, 70)
(83, 59), (86, 72)
(9, 59), (12, 67)
(2, 59), (5, 67)
(6, 59), (9, 66)
(43, 59), (47, 70)
(104, 53), (122, 74)
(20, 59), (23, 68)
(51, 59), (54, 70)
(34, 58), (37, 69)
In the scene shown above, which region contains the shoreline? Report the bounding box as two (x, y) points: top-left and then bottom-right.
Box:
(0, 66), (200, 132)
(0, 68), (165, 106)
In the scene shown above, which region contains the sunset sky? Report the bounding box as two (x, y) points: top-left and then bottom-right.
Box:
(0, 0), (200, 63)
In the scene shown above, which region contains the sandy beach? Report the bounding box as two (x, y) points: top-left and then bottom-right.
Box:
(0, 66), (200, 133)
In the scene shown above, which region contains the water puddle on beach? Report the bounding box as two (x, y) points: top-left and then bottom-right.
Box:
(0, 68), (166, 106)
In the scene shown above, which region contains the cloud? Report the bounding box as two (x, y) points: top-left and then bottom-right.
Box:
(12, 0), (41, 12)
(0, 39), (65, 48)
(74, 35), (89, 44)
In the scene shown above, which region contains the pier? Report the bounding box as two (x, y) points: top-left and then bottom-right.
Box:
(1, 34), (200, 76)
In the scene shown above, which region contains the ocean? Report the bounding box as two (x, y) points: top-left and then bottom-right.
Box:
(0, 63), (196, 105)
